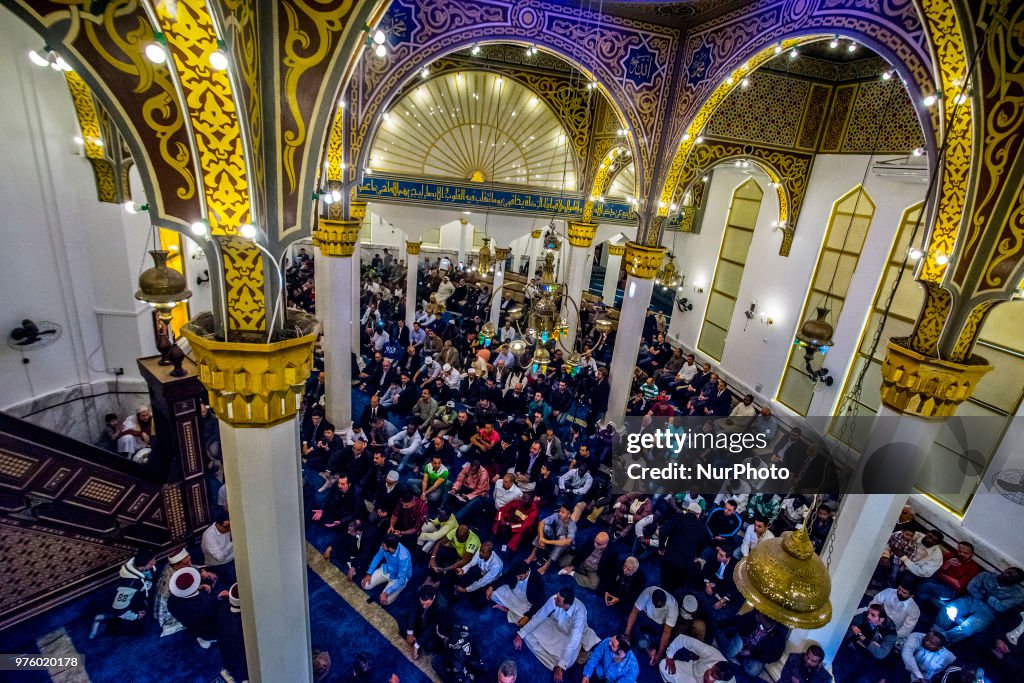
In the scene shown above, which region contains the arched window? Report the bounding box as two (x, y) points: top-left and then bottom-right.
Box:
(777, 186), (875, 415)
(697, 178), (764, 361)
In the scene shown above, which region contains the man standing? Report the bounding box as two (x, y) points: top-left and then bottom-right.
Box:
(514, 587), (600, 681)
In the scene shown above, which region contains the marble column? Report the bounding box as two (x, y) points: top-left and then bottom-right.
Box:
(603, 244), (625, 305)
(490, 247), (511, 328)
(606, 241), (665, 426)
(182, 318), (318, 683)
(405, 241), (421, 327)
(314, 218), (360, 429)
(787, 342), (993, 664)
(350, 202), (366, 350)
(528, 228), (543, 280)
(457, 217), (469, 265)
(565, 222), (597, 351)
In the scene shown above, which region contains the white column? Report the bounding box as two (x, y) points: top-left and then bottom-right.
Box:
(607, 277), (654, 426)
(405, 241), (420, 327)
(316, 218), (359, 429)
(457, 220), (468, 265)
(489, 247), (509, 328)
(350, 241), (361, 349)
(603, 245), (624, 305)
(321, 255), (354, 428)
(564, 246), (589, 350)
(219, 418), (313, 683)
(791, 405), (942, 664)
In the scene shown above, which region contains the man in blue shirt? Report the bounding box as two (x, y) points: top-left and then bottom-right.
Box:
(582, 634), (639, 683)
(362, 534), (412, 606)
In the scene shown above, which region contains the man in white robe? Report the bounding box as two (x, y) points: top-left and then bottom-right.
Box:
(514, 587), (600, 681)
(659, 634), (735, 683)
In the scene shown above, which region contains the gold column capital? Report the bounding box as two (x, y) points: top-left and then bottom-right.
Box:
(607, 244), (626, 256)
(406, 241), (422, 255)
(623, 241), (666, 279)
(313, 218), (360, 257)
(567, 220), (598, 248)
(182, 313), (319, 427)
(494, 246), (511, 260)
(531, 229), (543, 239)
(349, 201), (367, 221)
(880, 340), (993, 419)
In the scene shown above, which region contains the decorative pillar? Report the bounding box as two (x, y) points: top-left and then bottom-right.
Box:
(405, 241), (421, 327)
(528, 228), (543, 279)
(606, 241), (665, 426)
(458, 217), (469, 265)
(182, 313), (318, 683)
(490, 247), (511, 327)
(604, 244), (625, 305)
(313, 219), (360, 429)
(565, 222), (598, 350)
(793, 342), (992, 664)
(350, 202), (366, 350)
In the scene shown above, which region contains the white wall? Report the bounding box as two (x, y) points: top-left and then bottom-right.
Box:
(0, 7), (155, 412)
(668, 156), (925, 409)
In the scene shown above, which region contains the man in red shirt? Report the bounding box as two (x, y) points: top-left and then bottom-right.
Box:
(469, 421), (501, 461)
(646, 392), (676, 418)
(494, 492), (540, 551)
(916, 540), (982, 605)
(389, 491), (428, 549)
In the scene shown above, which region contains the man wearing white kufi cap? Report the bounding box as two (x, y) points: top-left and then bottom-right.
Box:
(167, 567), (220, 648)
(216, 583), (248, 683)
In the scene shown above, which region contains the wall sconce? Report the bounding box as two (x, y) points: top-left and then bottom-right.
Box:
(760, 313), (774, 326)
(744, 301), (757, 320)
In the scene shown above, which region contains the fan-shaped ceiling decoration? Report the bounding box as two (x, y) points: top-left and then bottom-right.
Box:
(368, 71), (578, 191)
(607, 162), (636, 200)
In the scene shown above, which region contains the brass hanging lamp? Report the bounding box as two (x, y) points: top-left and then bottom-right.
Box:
(733, 526), (832, 629)
(136, 248), (192, 372)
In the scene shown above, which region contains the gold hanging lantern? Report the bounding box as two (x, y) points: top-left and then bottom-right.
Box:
(733, 527), (832, 629)
(136, 249), (192, 316)
(655, 252), (680, 287)
(479, 236), (492, 272)
(794, 306), (835, 357)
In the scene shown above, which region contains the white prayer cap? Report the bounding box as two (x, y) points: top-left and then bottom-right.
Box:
(228, 583), (241, 607)
(681, 594), (699, 616)
(442, 363), (452, 372)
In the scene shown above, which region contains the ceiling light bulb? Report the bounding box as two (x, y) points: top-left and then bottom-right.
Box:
(209, 49), (229, 71)
(321, 192), (335, 205)
(420, 67), (430, 78)
(331, 189), (342, 202)
(726, 76), (734, 85)
(912, 147), (925, 156)
(923, 94), (937, 107)
(934, 253), (949, 265)
(954, 93), (967, 105)
(53, 55), (72, 71)
(695, 136), (704, 143)
(702, 175), (709, 182)
(829, 38), (839, 49)
(373, 29), (386, 45)
(123, 201), (139, 214)
(145, 41), (167, 64)
(907, 248), (923, 261)
(374, 43), (387, 59)
(190, 221), (208, 236)
(789, 48), (799, 60)
(882, 70), (893, 81)
(338, 99), (347, 108)
(740, 77), (750, 88)
(471, 44), (481, 55)
(73, 135), (84, 144)
(774, 44), (783, 54)
(847, 42), (858, 52)
(382, 111), (390, 121)
(240, 223), (257, 239)
(28, 49), (49, 68)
